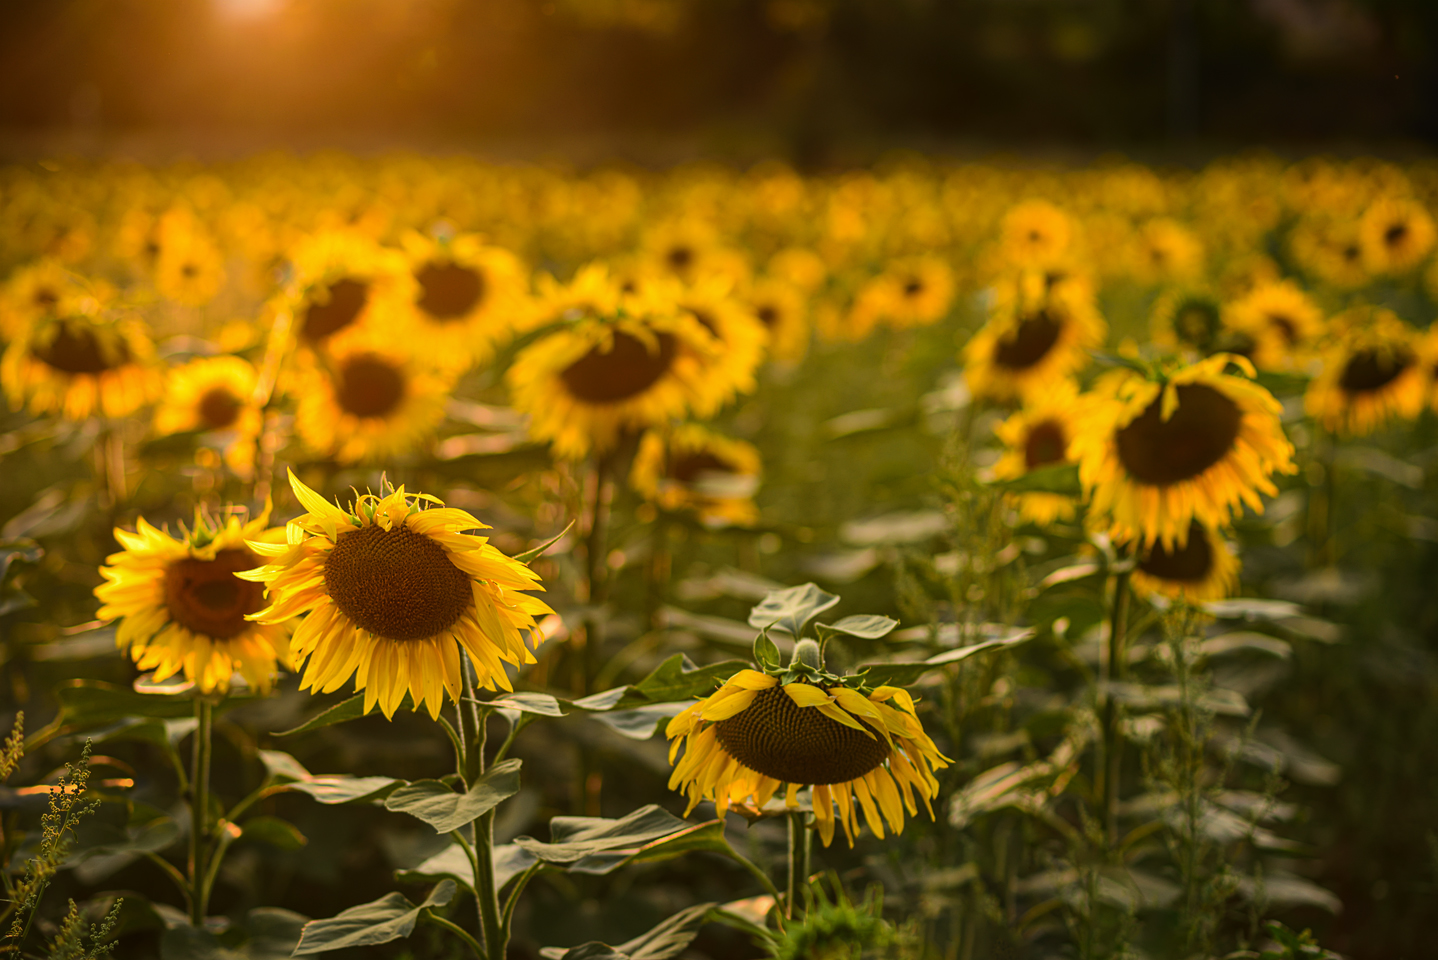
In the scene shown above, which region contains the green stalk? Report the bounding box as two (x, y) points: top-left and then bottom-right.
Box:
(785, 811), (811, 920)
(459, 655), (504, 960)
(580, 451), (614, 697)
(1101, 568), (1130, 848)
(189, 698), (214, 925)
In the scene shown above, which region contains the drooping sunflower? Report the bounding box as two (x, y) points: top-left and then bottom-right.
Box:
(398, 231), (530, 367)
(1305, 307), (1426, 436)
(94, 507), (293, 695)
(1072, 355), (1295, 550)
(743, 278), (809, 364)
(1, 306), (158, 420)
(1126, 519), (1239, 603)
(665, 644), (949, 847)
(291, 334), (455, 464)
(990, 381), (1083, 527)
(240, 472), (554, 719)
(1223, 280), (1325, 373)
(154, 356), (263, 478)
(506, 292), (718, 460)
(631, 424), (762, 527)
(963, 270), (1106, 401)
(1359, 196), (1436, 275)
(847, 257), (955, 339)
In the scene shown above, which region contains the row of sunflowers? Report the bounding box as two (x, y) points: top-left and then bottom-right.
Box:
(1, 151), (1432, 959)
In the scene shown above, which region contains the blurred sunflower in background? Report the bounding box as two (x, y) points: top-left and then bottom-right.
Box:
(1, 258), (75, 340)
(1359, 196), (1436, 275)
(641, 219), (749, 287)
(1131, 218), (1205, 285)
(1150, 287), (1240, 359)
(847, 256), (955, 338)
(398, 231), (530, 367)
(1, 302), (158, 420)
(990, 380), (1082, 526)
(1223, 280), (1325, 373)
(1073, 355), (1295, 550)
(665, 658), (949, 847)
(766, 247), (827, 294)
(742, 278), (809, 364)
(95, 506), (292, 695)
(1306, 306), (1426, 436)
(963, 270), (1105, 401)
(1290, 216), (1370, 290)
(291, 335), (454, 463)
(668, 276), (767, 416)
(630, 424), (761, 526)
(153, 355), (262, 477)
(154, 213), (227, 308)
(241, 472), (554, 719)
(1126, 519), (1240, 603)
(283, 231), (404, 350)
(998, 199), (1074, 267)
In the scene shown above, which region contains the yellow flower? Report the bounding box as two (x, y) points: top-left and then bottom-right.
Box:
(1359, 196), (1435, 275)
(1149, 287), (1237, 359)
(95, 507), (293, 695)
(767, 247), (827, 293)
(1, 305), (158, 421)
(154, 356), (263, 478)
(640, 219), (750, 287)
(1128, 520), (1240, 603)
(282, 231), (406, 350)
(1305, 307), (1426, 436)
(963, 270), (1106, 401)
(665, 669), (948, 847)
(291, 335), (455, 464)
(154, 215), (227, 307)
(847, 257), (955, 338)
(743, 278), (810, 364)
(1073, 355), (1295, 550)
(998, 200), (1074, 267)
(1130, 218), (1204, 284)
(990, 381), (1082, 527)
(630, 424), (762, 527)
(398, 231), (531, 368)
(1, 259), (76, 341)
(241, 472), (555, 719)
(1289, 216), (1369, 290)
(1223, 280), (1325, 374)
(666, 276), (767, 417)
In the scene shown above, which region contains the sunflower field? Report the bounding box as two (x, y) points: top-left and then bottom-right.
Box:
(2, 152), (1437, 960)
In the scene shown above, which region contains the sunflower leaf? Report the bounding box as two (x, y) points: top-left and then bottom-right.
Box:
(855, 629), (1036, 687)
(384, 759), (522, 833)
(538, 903), (717, 960)
(591, 702), (689, 740)
(991, 463), (1082, 496)
(285, 776), (404, 805)
(292, 880), (456, 955)
(816, 614), (899, 640)
(624, 654), (749, 705)
(568, 820), (730, 875)
(752, 631), (782, 671)
(271, 693), (367, 737)
(747, 583), (839, 637)
(514, 804), (696, 863)
(483, 692), (566, 717)
(513, 520), (577, 563)
(397, 841), (539, 892)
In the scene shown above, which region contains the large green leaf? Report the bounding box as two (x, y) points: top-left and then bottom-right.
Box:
(539, 903), (717, 960)
(159, 907), (308, 960)
(591, 703), (689, 741)
(627, 654), (748, 705)
(272, 694), (366, 738)
(569, 819), (730, 875)
(383, 759), (522, 832)
(817, 614), (899, 640)
(991, 462), (1082, 496)
(515, 805), (696, 864)
(397, 841), (539, 892)
(258, 749), (401, 804)
(292, 881), (456, 955)
(856, 628), (1035, 687)
(238, 816), (308, 851)
(747, 583), (839, 637)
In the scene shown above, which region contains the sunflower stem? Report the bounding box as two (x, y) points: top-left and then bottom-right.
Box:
(580, 451), (614, 697)
(1101, 567), (1131, 848)
(188, 697), (214, 926)
(458, 654), (505, 960)
(785, 811), (811, 920)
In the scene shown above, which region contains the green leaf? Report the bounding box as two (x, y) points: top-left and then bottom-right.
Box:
(55, 680), (198, 727)
(570, 688), (629, 711)
(271, 693), (366, 738)
(513, 520), (577, 563)
(539, 903), (717, 960)
(591, 703), (688, 740)
(293, 880), (456, 955)
(159, 906), (308, 960)
(383, 759), (522, 832)
(285, 776), (403, 805)
(239, 816), (308, 851)
(752, 632), (781, 671)
(569, 819), (730, 875)
(515, 805), (696, 864)
(747, 583), (839, 637)
(817, 614), (898, 640)
(992, 462), (1082, 496)
(486, 692), (565, 717)
(257, 749), (311, 782)
(397, 841), (539, 892)
(627, 654), (749, 705)
(856, 628), (1035, 687)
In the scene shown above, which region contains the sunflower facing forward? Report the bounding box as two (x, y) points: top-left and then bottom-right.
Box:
(1305, 307), (1426, 437)
(2, 304), (158, 421)
(154, 356), (263, 477)
(666, 639), (949, 848)
(1126, 519), (1240, 603)
(990, 380), (1083, 527)
(95, 507), (292, 694)
(963, 270), (1106, 401)
(1073, 355), (1295, 550)
(398, 231), (530, 368)
(241, 472), (554, 719)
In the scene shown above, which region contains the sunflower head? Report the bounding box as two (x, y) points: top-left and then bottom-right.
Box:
(631, 424), (762, 527)
(1305, 306), (1426, 436)
(1150, 288), (1245, 358)
(1127, 520), (1240, 603)
(963, 269), (1106, 401)
(95, 505), (292, 695)
(242, 472), (555, 719)
(665, 587), (948, 847)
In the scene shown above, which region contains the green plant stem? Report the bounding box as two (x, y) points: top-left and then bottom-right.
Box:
(143, 852), (192, 911)
(189, 698), (214, 925)
(425, 911), (485, 959)
(580, 451), (614, 697)
(725, 844), (782, 903)
(459, 655), (504, 960)
(785, 811), (812, 919)
(1101, 568), (1131, 848)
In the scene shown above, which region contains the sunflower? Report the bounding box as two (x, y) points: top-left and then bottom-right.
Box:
(665, 646), (949, 847)
(1223, 280), (1324, 373)
(1359, 196), (1435, 275)
(1, 259), (76, 340)
(767, 248), (827, 293)
(398, 231), (530, 367)
(1305, 307), (1425, 436)
(1130, 219), (1204, 284)
(1127, 520), (1239, 603)
(847, 257), (955, 338)
(94, 506), (293, 695)
(1150, 287), (1248, 359)
(1, 306), (158, 420)
(631, 424), (762, 527)
(154, 218), (227, 307)
(1289, 217), (1369, 290)
(291, 334), (454, 464)
(990, 381), (1082, 526)
(998, 200), (1074, 267)
(282, 231), (405, 350)
(640, 219), (750, 287)
(665, 276), (767, 416)
(506, 293), (718, 460)
(963, 270), (1106, 401)
(743, 278), (809, 364)
(240, 472), (554, 719)
(1072, 355), (1295, 550)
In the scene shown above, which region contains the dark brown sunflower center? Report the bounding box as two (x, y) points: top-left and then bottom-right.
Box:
(198, 387), (242, 430)
(1268, 313), (1298, 344)
(336, 355), (406, 419)
(1175, 302), (1220, 351)
(1339, 348), (1412, 395)
(34, 322), (127, 375)
(1341, 244), (1360, 264)
(34, 287), (58, 309)
(670, 451), (735, 484)
(1023, 419), (1068, 470)
(181, 262), (199, 279)
(993, 310), (1062, 370)
(756, 304), (779, 328)
(714, 685), (892, 785)
(164, 548), (266, 640)
(416, 261), (484, 321)
(559, 330), (677, 404)
(1138, 522), (1213, 583)
(302, 278), (369, 343)
(902, 278), (923, 297)
(1385, 223), (1408, 247)
(1115, 383), (1242, 487)
(324, 523), (472, 641)
(666, 246), (694, 271)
